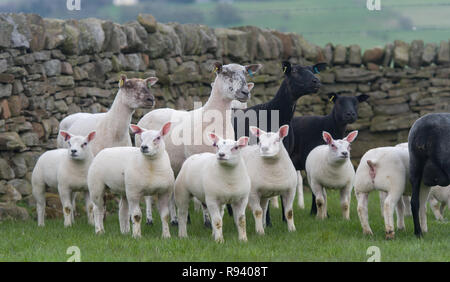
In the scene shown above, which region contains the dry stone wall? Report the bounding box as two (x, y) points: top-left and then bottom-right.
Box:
(0, 13), (449, 218)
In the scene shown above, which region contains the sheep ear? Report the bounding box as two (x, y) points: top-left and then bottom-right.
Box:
(213, 62), (223, 74)
(237, 136), (249, 148)
(357, 94), (369, 103)
(130, 124), (144, 135)
(208, 132), (220, 146)
(247, 82), (254, 92)
(278, 125), (289, 139)
(160, 122), (171, 137)
(344, 130), (358, 143)
(59, 131), (72, 142)
(311, 62), (327, 74)
(322, 131), (333, 145)
(245, 64), (262, 75)
(282, 61), (292, 75)
(328, 93), (338, 103)
(145, 77), (158, 87)
(249, 126), (265, 138)
(86, 131), (96, 143)
(119, 74), (127, 88)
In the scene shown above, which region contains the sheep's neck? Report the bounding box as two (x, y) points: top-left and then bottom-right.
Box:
(202, 84), (233, 133)
(271, 79), (297, 125)
(104, 90), (134, 139)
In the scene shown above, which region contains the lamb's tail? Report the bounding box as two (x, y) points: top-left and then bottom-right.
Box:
(367, 160), (377, 182)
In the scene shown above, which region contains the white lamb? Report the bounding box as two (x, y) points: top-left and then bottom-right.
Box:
(57, 75), (157, 156)
(305, 131), (358, 220)
(354, 143), (431, 239)
(242, 125), (297, 234)
(174, 133), (251, 243)
(32, 130), (96, 227)
(87, 122), (174, 238)
(428, 185), (449, 221)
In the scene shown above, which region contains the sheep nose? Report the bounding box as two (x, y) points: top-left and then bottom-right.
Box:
(312, 77), (319, 84)
(71, 149), (77, 154)
(342, 152), (348, 157)
(261, 146), (269, 152)
(241, 90), (249, 96)
(141, 145), (148, 151)
(218, 152), (225, 158)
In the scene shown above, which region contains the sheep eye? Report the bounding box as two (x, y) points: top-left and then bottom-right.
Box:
(229, 87), (233, 91)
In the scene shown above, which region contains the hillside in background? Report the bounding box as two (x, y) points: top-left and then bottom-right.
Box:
(0, 0), (449, 49)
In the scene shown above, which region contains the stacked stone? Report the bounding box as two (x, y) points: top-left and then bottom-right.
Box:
(0, 13), (449, 219)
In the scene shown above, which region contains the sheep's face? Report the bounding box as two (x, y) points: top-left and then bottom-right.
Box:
(250, 125), (289, 158)
(119, 75), (157, 109)
(209, 133), (249, 167)
(59, 131), (96, 161)
(328, 93), (369, 124)
(322, 130), (358, 163)
(282, 61), (326, 98)
(213, 63), (261, 102)
(131, 123), (171, 158)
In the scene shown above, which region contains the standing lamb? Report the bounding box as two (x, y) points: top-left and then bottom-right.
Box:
(32, 130), (96, 227)
(408, 113), (450, 237)
(88, 123), (174, 238)
(290, 92), (369, 212)
(242, 125), (297, 234)
(305, 131), (358, 220)
(57, 74), (157, 156)
(231, 61), (326, 224)
(428, 185), (449, 221)
(174, 134), (251, 243)
(354, 144), (411, 239)
(137, 62), (261, 225)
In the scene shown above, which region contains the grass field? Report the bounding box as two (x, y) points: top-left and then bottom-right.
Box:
(0, 191), (448, 262)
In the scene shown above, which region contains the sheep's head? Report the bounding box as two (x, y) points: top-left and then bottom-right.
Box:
(250, 125), (289, 158)
(322, 130), (358, 163)
(328, 93), (369, 124)
(119, 74), (157, 109)
(208, 133), (249, 167)
(212, 62), (261, 102)
(282, 61), (326, 98)
(59, 131), (96, 160)
(130, 122), (171, 159)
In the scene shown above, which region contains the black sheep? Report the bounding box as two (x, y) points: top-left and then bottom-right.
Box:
(408, 113), (450, 237)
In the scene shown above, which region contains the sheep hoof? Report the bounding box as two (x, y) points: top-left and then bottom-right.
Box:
(204, 220), (212, 229)
(146, 219), (153, 226)
(385, 230), (395, 240)
(363, 230), (373, 236)
(170, 220), (178, 226)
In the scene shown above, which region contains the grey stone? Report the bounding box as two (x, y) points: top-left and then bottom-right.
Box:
(437, 40), (450, 65)
(8, 179), (31, 196)
(393, 40), (409, 68)
(422, 43), (437, 65)
(0, 159), (15, 180)
(43, 59), (61, 76)
(409, 40), (424, 68)
(0, 132), (26, 151)
(0, 83), (12, 98)
(78, 18), (106, 54)
(348, 45), (362, 65)
(333, 45), (347, 65)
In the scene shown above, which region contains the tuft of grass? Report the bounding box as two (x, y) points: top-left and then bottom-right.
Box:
(0, 191), (448, 262)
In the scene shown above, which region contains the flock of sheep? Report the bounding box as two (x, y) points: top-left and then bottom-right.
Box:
(30, 61), (449, 243)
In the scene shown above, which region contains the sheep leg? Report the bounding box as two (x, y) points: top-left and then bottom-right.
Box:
(383, 192), (402, 240)
(297, 171), (305, 209)
(356, 191), (372, 235)
(128, 197), (142, 238)
(119, 196), (130, 234)
(206, 199), (224, 243)
(340, 184), (352, 220)
(89, 178), (106, 234)
(58, 185), (73, 227)
(419, 186), (431, 233)
(201, 202), (211, 228)
(157, 192), (171, 239)
(311, 181), (326, 220)
(71, 192), (77, 222)
(248, 192), (264, 235)
(174, 185), (190, 238)
(282, 188), (296, 232)
(379, 191), (387, 217)
(33, 182), (46, 227)
(231, 197), (248, 242)
(403, 195), (412, 216)
(144, 196), (153, 225)
(169, 193), (178, 226)
(261, 197), (270, 228)
(270, 196), (279, 209)
(93, 202), (105, 235)
(85, 191), (94, 225)
(429, 195), (443, 221)
(410, 158), (424, 237)
(395, 196), (405, 231)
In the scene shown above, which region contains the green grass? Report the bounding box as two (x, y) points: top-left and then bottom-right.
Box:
(0, 191), (449, 262)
